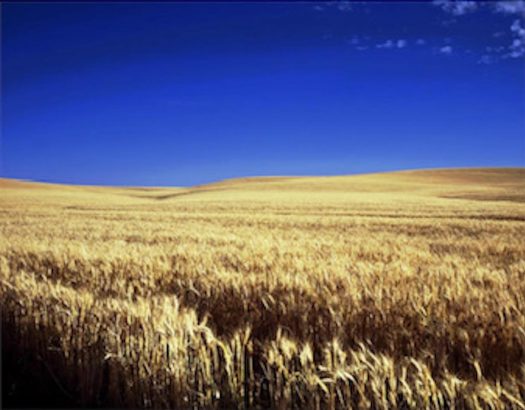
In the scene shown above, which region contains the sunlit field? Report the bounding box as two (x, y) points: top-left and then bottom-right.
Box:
(1, 168), (525, 409)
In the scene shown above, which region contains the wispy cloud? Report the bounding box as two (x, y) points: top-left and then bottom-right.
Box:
(439, 45), (453, 54)
(317, 1), (524, 62)
(336, 1), (353, 12)
(376, 39), (395, 49)
(434, 0), (525, 16)
(511, 18), (525, 38)
(478, 54), (495, 64)
(433, 1), (477, 16)
(433, 0), (525, 62)
(375, 39), (407, 49)
(348, 36), (360, 45)
(313, 1), (354, 12)
(494, 1), (525, 15)
(507, 18), (525, 57)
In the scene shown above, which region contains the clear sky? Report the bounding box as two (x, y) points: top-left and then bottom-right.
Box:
(2, 1), (525, 186)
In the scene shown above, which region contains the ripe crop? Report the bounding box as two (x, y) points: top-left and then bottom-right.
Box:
(1, 168), (525, 409)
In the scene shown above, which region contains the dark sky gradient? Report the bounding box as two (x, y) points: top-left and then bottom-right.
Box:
(2, 2), (525, 186)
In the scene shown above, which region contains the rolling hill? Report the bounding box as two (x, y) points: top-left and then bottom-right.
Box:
(2, 167), (524, 203)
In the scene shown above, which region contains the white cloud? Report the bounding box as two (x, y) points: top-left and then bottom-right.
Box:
(397, 39), (407, 48)
(313, 1), (355, 12)
(432, 1), (525, 61)
(327, 1), (524, 60)
(507, 18), (525, 57)
(478, 55), (493, 64)
(348, 36), (360, 45)
(336, 1), (353, 12)
(511, 18), (525, 37)
(375, 39), (407, 49)
(494, 1), (525, 15)
(433, 0), (477, 15)
(376, 39), (395, 49)
(434, 0), (525, 16)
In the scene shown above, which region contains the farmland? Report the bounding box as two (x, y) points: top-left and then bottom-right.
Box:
(1, 168), (525, 409)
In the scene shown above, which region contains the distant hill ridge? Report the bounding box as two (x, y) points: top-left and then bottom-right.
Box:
(1, 168), (524, 203)
(1, 167), (523, 189)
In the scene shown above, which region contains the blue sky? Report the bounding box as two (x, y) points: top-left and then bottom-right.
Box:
(2, 1), (525, 186)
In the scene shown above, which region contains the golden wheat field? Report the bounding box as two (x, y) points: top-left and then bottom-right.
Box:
(1, 168), (525, 409)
